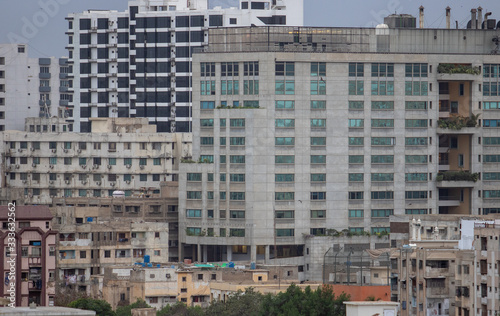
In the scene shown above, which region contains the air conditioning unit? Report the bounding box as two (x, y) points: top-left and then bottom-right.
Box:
(22, 180), (27, 184)
(77, 149), (82, 153)
(32, 163), (37, 168)
(63, 149), (68, 153)
(65, 180), (70, 184)
(117, 132), (122, 137)
(81, 181), (87, 185)
(125, 180), (131, 184)
(93, 164), (99, 169)
(49, 180), (54, 184)
(140, 165), (145, 169)
(126, 164), (131, 169)
(81, 165), (87, 169)
(51, 149), (56, 153)
(15, 165), (20, 169)
(30, 147), (35, 151)
(18, 149), (22, 152)
(49, 165), (54, 169)
(96, 181), (101, 186)
(28, 194), (33, 198)
(107, 165), (112, 169)
(110, 182), (115, 186)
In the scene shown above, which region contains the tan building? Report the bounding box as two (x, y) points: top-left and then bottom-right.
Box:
(0, 117), (192, 205)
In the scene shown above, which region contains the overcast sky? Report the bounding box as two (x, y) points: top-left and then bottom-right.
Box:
(0, 0), (499, 57)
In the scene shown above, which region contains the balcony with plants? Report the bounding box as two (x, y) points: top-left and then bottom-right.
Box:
(437, 63), (481, 81)
(437, 114), (480, 134)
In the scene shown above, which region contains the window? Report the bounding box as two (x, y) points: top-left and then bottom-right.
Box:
(371, 209), (393, 217)
(187, 227), (202, 236)
(276, 210), (294, 218)
(349, 63), (364, 77)
(349, 192), (364, 200)
(276, 100), (295, 109)
(230, 192), (245, 200)
(200, 80), (215, 95)
(230, 155), (245, 163)
(348, 119), (364, 128)
(310, 192), (326, 200)
(200, 62), (215, 77)
(311, 100), (326, 109)
(230, 211), (245, 219)
(372, 63), (394, 77)
(348, 80), (364, 95)
(243, 80), (259, 95)
(311, 137), (326, 146)
(348, 101), (364, 110)
(371, 191), (393, 200)
(349, 210), (364, 218)
(311, 119), (326, 128)
(275, 80), (295, 95)
(275, 119), (295, 128)
(405, 63), (428, 77)
(371, 155), (394, 164)
(221, 62), (239, 76)
(200, 137), (214, 145)
(406, 119), (428, 128)
(371, 173), (394, 182)
(349, 155), (364, 164)
(186, 191), (202, 199)
(311, 78), (326, 95)
(372, 101), (394, 110)
(349, 137), (364, 146)
(276, 229), (294, 237)
(372, 119), (394, 128)
(275, 61), (294, 76)
(275, 137), (294, 146)
(221, 80), (239, 95)
(200, 101), (215, 109)
(186, 209), (202, 218)
(405, 191), (428, 199)
(406, 101), (427, 110)
(230, 229), (245, 237)
(187, 173), (202, 181)
(311, 174), (326, 182)
(276, 155), (295, 164)
(349, 173), (364, 182)
(405, 173), (428, 182)
(371, 227), (390, 234)
(405, 209), (427, 215)
(275, 174), (294, 182)
(405, 137), (428, 146)
(275, 192), (294, 200)
(405, 80), (429, 96)
(371, 80), (394, 95)
(243, 62), (259, 76)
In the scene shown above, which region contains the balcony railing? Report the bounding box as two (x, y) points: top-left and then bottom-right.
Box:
(437, 64), (481, 75)
(437, 171), (479, 182)
(438, 114), (479, 130)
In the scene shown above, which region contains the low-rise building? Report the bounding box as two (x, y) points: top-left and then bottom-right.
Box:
(0, 205), (57, 307)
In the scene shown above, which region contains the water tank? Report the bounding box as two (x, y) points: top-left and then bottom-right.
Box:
(250, 262), (256, 270)
(228, 262), (235, 268)
(112, 190), (125, 198)
(144, 255), (150, 263)
(486, 19), (497, 29)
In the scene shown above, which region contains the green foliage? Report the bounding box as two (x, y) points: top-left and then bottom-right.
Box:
(437, 63), (481, 75)
(306, 229), (370, 238)
(260, 284), (349, 316)
(68, 298), (115, 316)
(438, 114), (479, 130)
(205, 288), (263, 316)
(115, 299), (151, 316)
(181, 158), (196, 163)
(197, 157), (213, 164)
(436, 171), (479, 182)
(157, 302), (204, 316)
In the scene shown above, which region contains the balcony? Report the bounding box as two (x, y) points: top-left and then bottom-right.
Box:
(436, 171), (479, 188)
(426, 286), (449, 298)
(437, 115), (480, 134)
(438, 195), (461, 207)
(39, 73), (51, 79)
(436, 64), (481, 81)
(39, 86), (51, 93)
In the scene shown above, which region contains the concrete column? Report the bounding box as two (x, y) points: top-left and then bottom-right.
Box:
(227, 245), (232, 262)
(197, 244), (201, 262)
(250, 245), (257, 262)
(203, 245), (208, 263)
(265, 245), (270, 263)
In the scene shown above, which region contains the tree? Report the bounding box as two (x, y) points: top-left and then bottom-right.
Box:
(156, 301), (204, 316)
(205, 288), (263, 316)
(115, 298), (151, 316)
(260, 284), (350, 316)
(68, 297), (115, 316)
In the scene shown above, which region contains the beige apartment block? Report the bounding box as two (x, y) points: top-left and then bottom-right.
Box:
(179, 23), (500, 263)
(0, 118), (192, 205)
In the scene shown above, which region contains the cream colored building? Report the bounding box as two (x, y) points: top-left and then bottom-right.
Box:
(0, 118), (192, 205)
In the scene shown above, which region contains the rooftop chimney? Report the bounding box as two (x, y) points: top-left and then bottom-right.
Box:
(419, 6), (424, 29)
(471, 8), (477, 29)
(446, 6), (451, 29)
(478, 7), (483, 29)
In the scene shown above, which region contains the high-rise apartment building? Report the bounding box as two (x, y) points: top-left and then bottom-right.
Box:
(0, 44), (69, 131)
(178, 20), (500, 262)
(66, 0), (303, 133)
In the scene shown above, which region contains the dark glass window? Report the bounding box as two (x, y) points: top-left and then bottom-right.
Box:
(80, 122), (91, 133)
(157, 47), (170, 58)
(176, 31), (189, 43)
(97, 33), (108, 44)
(118, 92), (129, 103)
(157, 107), (171, 117)
(118, 77), (129, 88)
(117, 17), (129, 29)
(80, 92), (91, 103)
(80, 19), (91, 30)
(80, 63), (91, 74)
(157, 32), (170, 43)
(80, 78), (91, 89)
(146, 17), (156, 28)
(241, 2), (248, 9)
(80, 34), (91, 45)
(176, 76), (190, 88)
(98, 63), (109, 73)
(176, 62), (190, 73)
(175, 16), (189, 27)
(117, 33), (129, 44)
(97, 18), (108, 29)
(209, 15), (223, 26)
(118, 48), (129, 59)
(97, 106), (108, 117)
(98, 78), (108, 89)
(176, 47), (190, 58)
(176, 122), (190, 132)
(97, 48), (108, 59)
(118, 62), (129, 73)
(157, 17), (170, 28)
(176, 91), (190, 102)
(176, 106), (190, 117)
(98, 92), (109, 103)
(157, 122), (170, 132)
(251, 2), (265, 9)
(118, 107), (129, 117)
(190, 15), (204, 27)
(80, 48), (91, 59)
(190, 31), (204, 42)
(80, 107), (90, 118)
(136, 18), (145, 28)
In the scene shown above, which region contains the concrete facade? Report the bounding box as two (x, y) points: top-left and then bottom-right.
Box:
(0, 205), (57, 307)
(0, 118), (192, 205)
(179, 25), (500, 263)
(66, 0), (304, 133)
(0, 44), (69, 132)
